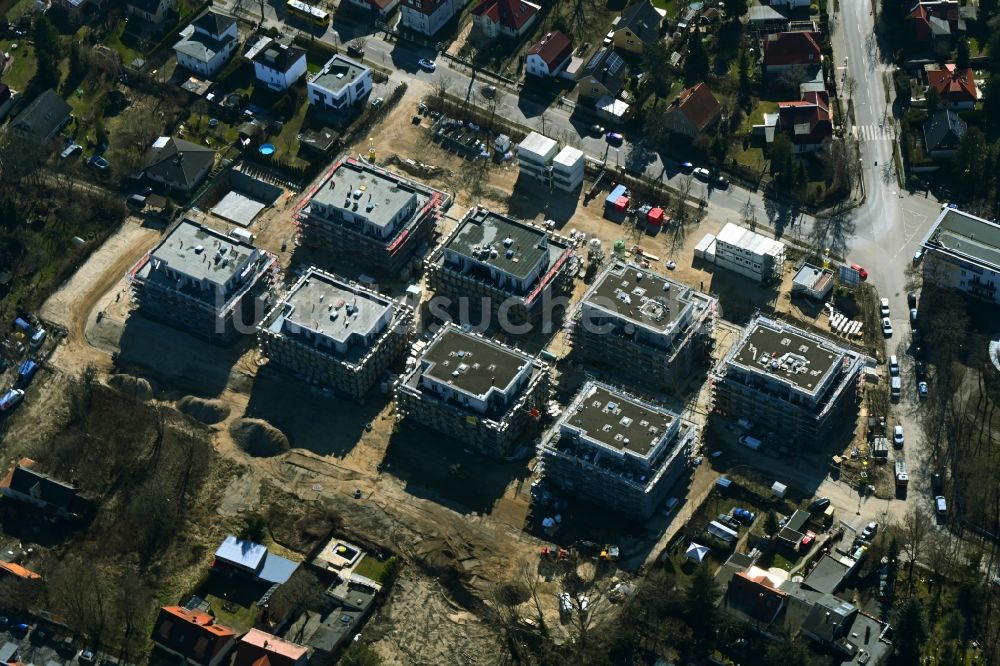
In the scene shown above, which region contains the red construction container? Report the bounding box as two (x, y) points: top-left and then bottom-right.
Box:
(647, 207), (664, 225)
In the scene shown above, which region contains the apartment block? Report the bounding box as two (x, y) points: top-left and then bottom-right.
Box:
(295, 158), (445, 275)
(540, 381), (698, 517)
(258, 267), (413, 398)
(394, 325), (549, 457)
(573, 262), (718, 393)
(919, 206), (1000, 304)
(425, 206), (576, 330)
(713, 222), (786, 284)
(516, 131), (585, 192)
(711, 315), (865, 443)
(128, 219), (278, 343)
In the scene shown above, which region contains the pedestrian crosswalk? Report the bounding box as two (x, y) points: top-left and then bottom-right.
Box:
(852, 123), (892, 141)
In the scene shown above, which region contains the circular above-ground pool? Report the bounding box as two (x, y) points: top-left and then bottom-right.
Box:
(259, 143), (276, 156)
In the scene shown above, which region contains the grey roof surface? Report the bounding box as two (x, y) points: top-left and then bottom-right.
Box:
(310, 54), (369, 94)
(923, 108), (966, 151)
(730, 318), (845, 394)
(0, 643), (17, 664)
(925, 207), (1000, 270)
(311, 161), (424, 231)
(580, 47), (629, 95)
(215, 534), (267, 570)
(143, 137), (216, 190)
(11, 89), (71, 141)
(584, 263), (695, 332)
(259, 553), (299, 584)
(802, 554), (849, 594)
(149, 219), (256, 287)
(421, 327), (532, 398)
(174, 31), (232, 64)
(193, 10), (236, 36)
(252, 42), (306, 72)
(269, 269), (393, 357)
(562, 382), (675, 456)
(615, 0), (661, 44)
(445, 209), (549, 280)
(748, 4), (787, 21)
(8, 465), (79, 510)
(786, 509), (811, 533)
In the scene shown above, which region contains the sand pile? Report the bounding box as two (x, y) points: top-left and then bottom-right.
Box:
(107, 374), (153, 400)
(177, 396), (231, 424)
(229, 418), (290, 457)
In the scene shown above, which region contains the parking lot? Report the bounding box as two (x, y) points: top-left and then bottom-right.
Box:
(0, 618), (115, 666)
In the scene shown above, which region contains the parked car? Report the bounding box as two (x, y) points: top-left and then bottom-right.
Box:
(588, 124), (605, 135)
(605, 131), (624, 146)
(931, 473), (943, 494)
(909, 308), (918, 325)
(87, 155), (110, 171)
(851, 263), (869, 280)
(879, 298), (890, 316)
(881, 317), (893, 337)
(732, 508), (756, 524)
(918, 381), (929, 399)
(371, 96), (384, 109)
(693, 167), (711, 180)
(893, 425), (904, 448)
(347, 42), (364, 57)
(715, 175), (729, 188)
(889, 354), (899, 376)
(680, 161), (694, 172)
(907, 291), (917, 308)
(862, 521), (878, 540)
(800, 530), (816, 548)
(913, 247), (924, 263)
(79, 650), (97, 664)
(935, 495), (947, 516)
(480, 84), (497, 98)
(417, 58), (437, 71)
(738, 434), (762, 451)
(809, 497), (831, 513)
(60, 142), (82, 159)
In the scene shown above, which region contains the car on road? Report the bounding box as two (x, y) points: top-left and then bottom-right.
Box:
(732, 508), (756, 524)
(680, 161), (694, 172)
(881, 317), (893, 337)
(907, 291), (917, 308)
(862, 521), (878, 540)
(851, 263), (868, 280)
(347, 43), (364, 57)
(588, 124), (605, 135)
(909, 308), (918, 325)
(879, 298), (890, 316)
(605, 131), (624, 146)
(918, 381), (929, 399)
(417, 58), (436, 71)
(693, 167), (711, 180)
(809, 497), (831, 513)
(893, 425), (904, 448)
(715, 175), (729, 188)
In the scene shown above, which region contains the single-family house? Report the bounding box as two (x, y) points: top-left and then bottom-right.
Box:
(924, 63), (979, 109)
(922, 108), (966, 158)
(125, 0), (176, 25)
(471, 0), (539, 39)
(151, 606), (237, 666)
(613, 0), (662, 54)
(307, 54), (373, 115)
(905, 0), (965, 49)
(400, 0), (464, 36)
(343, 0), (401, 17)
(213, 534), (300, 584)
(142, 136), (216, 193)
(9, 89), (71, 143)
(774, 90), (833, 152)
(748, 5), (789, 34)
(173, 11), (239, 78)
(577, 47), (629, 101)
(233, 629), (310, 666)
(762, 31), (822, 74)
(525, 31), (572, 78)
(0, 458), (88, 520)
(699, 7), (721, 25)
(252, 40), (308, 92)
(662, 82), (722, 139)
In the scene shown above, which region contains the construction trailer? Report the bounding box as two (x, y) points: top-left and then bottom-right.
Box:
(712, 222), (786, 284)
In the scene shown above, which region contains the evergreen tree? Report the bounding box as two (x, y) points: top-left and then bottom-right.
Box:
(956, 38), (970, 70)
(684, 29), (710, 85)
(685, 563), (720, 651)
(893, 598), (927, 665)
(723, 0), (749, 20)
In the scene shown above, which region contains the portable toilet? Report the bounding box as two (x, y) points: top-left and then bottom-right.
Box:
(771, 481), (788, 499)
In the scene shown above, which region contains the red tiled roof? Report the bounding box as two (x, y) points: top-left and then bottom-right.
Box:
(778, 90), (832, 146)
(926, 63), (977, 103)
(728, 572), (787, 625)
(527, 31), (572, 69)
(471, 0), (538, 30)
(667, 82), (722, 131)
(152, 606), (237, 666)
(234, 629), (308, 666)
(763, 31), (822, 67)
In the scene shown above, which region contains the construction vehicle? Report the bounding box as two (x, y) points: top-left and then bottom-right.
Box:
(599, 545), (620, 561)
(539, 546), (569, 560)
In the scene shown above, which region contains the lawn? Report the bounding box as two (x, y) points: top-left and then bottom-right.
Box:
(103, 20), (143, 67)
(353, 555), (397, 584)
(0, 40), (38, 92)
(746, 100), (779, 127)
(204, 592), (260, 632)
(197, 574), (271, 633)
(268, 98), (311, 167)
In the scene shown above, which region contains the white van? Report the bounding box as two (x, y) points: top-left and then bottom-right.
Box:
(935, 496), (947, 516)
(889, 355), (899, 376)
(890, 376), (902, 399)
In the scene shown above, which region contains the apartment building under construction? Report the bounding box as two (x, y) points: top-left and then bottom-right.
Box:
(258, 267), (413, 398)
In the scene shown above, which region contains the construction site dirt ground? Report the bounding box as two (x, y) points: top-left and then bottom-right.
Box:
(24, 84), (877, 663)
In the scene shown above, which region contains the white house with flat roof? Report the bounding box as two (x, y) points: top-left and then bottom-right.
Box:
(307, 55), (372, 114)
(920, 206), (1000, 304)
(515, 132), (584, 192)
(551, 145), (584, 192)
(540, 381), (698, 517)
